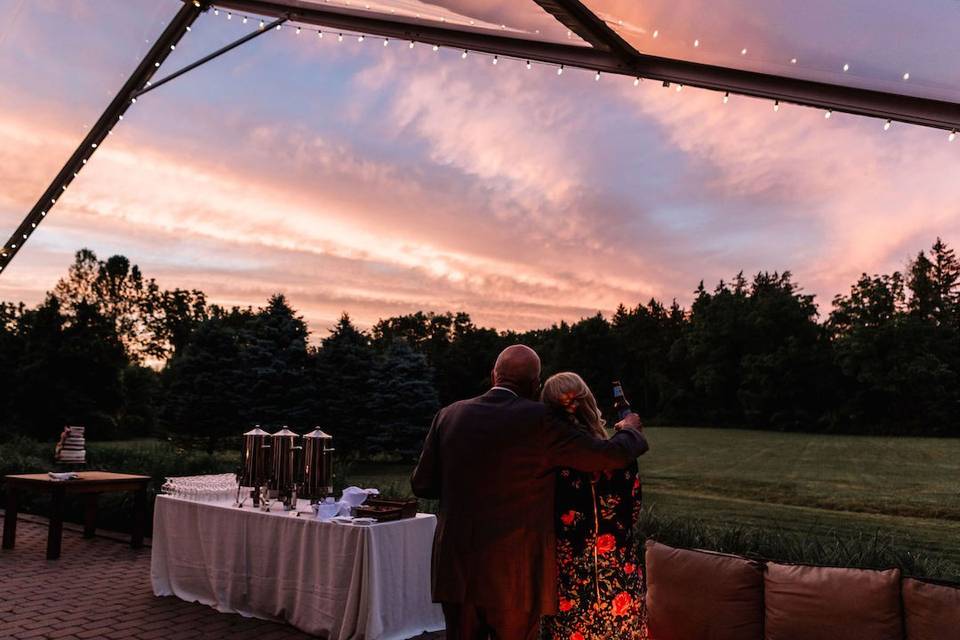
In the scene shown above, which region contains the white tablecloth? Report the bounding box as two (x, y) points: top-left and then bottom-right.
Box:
(151, 495), (444, 639)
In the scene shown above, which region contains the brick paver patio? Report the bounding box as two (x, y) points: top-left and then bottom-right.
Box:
(0, 513), (444, 640)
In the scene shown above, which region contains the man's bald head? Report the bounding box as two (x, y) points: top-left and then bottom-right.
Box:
(492, 345), (541, 399)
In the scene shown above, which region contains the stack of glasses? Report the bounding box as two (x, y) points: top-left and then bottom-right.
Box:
(162, 473), (237, 502)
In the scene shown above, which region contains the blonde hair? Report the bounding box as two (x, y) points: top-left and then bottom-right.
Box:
(541, 372), (607, 438)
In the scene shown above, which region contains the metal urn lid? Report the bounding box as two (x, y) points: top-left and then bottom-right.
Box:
(272, 427), (298, 438)
(303, 428), (333, 440)
(244, 426), (271, 437)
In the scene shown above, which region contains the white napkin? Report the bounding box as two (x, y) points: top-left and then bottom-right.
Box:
(48, 472), (79, 481)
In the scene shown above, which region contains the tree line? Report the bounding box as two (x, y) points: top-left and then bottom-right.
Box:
(1, 240), (958, 457)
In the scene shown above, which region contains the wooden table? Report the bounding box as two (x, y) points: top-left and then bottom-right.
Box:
(2, 472), (150, 559)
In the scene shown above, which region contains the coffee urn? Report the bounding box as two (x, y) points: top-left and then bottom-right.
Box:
(270, 427), (302, 511)
(301, 428), (334, 505)
(237, 426), (271, 508)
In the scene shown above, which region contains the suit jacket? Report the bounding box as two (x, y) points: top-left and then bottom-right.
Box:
(410, 388), (649, 615)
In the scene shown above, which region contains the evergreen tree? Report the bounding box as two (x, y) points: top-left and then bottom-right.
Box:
(314, 314), (377, 454)
(365, 340), (439, 459)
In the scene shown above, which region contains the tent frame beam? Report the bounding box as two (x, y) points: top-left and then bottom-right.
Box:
(2, 0), (960, 276)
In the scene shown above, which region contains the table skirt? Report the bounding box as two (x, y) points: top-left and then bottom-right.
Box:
(151, 495), (444, 639)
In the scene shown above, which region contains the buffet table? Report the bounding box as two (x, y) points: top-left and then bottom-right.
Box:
(150, 494), (444, 640)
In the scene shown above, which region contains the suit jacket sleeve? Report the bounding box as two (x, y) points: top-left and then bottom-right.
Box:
(410, 410), (443, 499)
(544, 412), (649, 472)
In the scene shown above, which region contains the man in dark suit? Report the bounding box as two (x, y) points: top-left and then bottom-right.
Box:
(411, 345), (649, 640)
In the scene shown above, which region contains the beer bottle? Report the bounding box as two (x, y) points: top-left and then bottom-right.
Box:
(612, 381), (632, 421)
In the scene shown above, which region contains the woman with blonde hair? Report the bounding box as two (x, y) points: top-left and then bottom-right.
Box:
(540, 372), (648, 640)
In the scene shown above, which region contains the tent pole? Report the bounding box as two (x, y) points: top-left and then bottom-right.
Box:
(0, 1), (206, 276)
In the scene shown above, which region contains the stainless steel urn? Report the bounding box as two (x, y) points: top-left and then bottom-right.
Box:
(237, 426), (271, 508)
(270, 427), (301, 509)
(301, 428), (334, 503)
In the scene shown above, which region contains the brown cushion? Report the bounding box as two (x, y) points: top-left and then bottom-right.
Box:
(902, 577), (960, 640)
(645, 540), (764, 640)
(764, 562), (903, 640)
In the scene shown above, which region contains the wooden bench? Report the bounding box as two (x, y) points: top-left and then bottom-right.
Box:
(2, 471), (150, 559)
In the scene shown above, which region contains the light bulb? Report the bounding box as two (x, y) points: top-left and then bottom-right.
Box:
(557, 65), (564, 75)
(773, 100), (780, 112)
(318, 31), (324, 38)
(383, 39), (388, 47)
(462, 50), (468, 59)
(526, 60), (532, 70)
(634, 77), (640, 86)
(790, 57), (797, 64)
(338, 33), (343, 42)
(694, 39), (700, 47)
(358, 35), (364, 42)
(825, 110), (832, 119)
(595, 71), (601, 81)
(259, 19), (264, 29)
(227, 12), (232, 20)
(214, 8), (219, 15)
(275, 24), (281, 30)
(296, 27), (301, 34)
(741, 48), (748, 55)
(676, 84), (682, 92)
(950, 130), (957, 142)
(842, 63), (849, 72)
(652, 30), (659, 38)
(883, 120), (892, 131)
(409, 41), (415, 48)
(903, 72), (910, 80)
(432, 44), (439, 51)
(492, 55), (498, 65)
(723, 92), (729, 104)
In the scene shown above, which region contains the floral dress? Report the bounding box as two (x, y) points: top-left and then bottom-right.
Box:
(542, 439), (646, 640)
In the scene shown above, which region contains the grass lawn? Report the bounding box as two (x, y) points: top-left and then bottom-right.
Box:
(348, 427), (960, 578)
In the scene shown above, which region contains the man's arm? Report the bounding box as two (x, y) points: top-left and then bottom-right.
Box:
(545, 412), (649, 472)
(410, 410), (443, 499)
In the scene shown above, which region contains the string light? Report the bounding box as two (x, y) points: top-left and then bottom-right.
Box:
(526, 60), (532, 70)
(383, 38), (388, 46)
(723, 92), (729, 104)
(432, 44), (439, 51)
(338, 33), (343, 42)
(318, 31), (323, 39)
(227, 12), (232, 20)
(358, 34), (364, 42)
(790, 57), (798, 64)
(259, 19), (264, 29)
(950, 130), (957, 142)
(825, 110), (833, 119)
(773, 100), (780, 112)
(557, 65), (564, 75)
(595, 71), (601, 81)
(409, 41), (415, 48)
(903, 72), (910, 80)
(652, 30), (659, 38)
(693, 39), (700, 47)
(492, 55), (498, 65)
(884, 120), (892, 131)
(842, 63), (850, 72)
(740, 48), (748, 55)
(461, 50), (468, 59)
(296, 26), (301, 35)
(675, 83), (683, 92)
(634, 77), (640, 86)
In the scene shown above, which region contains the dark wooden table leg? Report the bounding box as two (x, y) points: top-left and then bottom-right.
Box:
(131, 487), (146, 549)
(2, 485), (17, 550)
(47, 486), (65, 560)
(83, 493), (98, 538)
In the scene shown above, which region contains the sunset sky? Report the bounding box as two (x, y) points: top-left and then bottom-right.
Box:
(1, 0), (959, 335)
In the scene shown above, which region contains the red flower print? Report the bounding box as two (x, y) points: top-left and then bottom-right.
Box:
(559, 598), (575, 612)
(624, 562), (635, 574)
(570, 633), (584, 640)
(612, 592), (632, 617)
(596, 533), (616, 554)
(561, 510), (577, 526)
